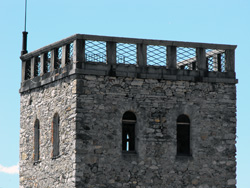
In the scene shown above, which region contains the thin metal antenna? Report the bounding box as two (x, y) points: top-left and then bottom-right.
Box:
(24, 0), (27, 31)
(21, 0), (28, 55)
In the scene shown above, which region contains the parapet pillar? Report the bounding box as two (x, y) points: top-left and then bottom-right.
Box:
(61, 45), (67, 67)
(30, 57), (35, 79)
(226, 49), (235, 72)
(40, 54), (45, 76)
(73, 39), (85, 69)
(196, 48), (206, 71)
(137, 43), (147, 67)
(50, 49), (56, 72)
(107, 41), (116, 65)
(167, 46), (177, 69)
(21, 61), (26, 82)
(107, 41), (117, 76)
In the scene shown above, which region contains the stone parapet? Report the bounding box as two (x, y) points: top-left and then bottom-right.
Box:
(20, 34), (237, 93)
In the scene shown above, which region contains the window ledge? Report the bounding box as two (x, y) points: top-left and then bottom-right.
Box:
(175, 155), (193, 161)
(122, 151), (137, 155)
(122, 151), (138, 161)
(52, 155), (61, 160)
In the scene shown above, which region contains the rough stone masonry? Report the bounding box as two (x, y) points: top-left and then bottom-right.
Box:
(19, 34), (237, 188)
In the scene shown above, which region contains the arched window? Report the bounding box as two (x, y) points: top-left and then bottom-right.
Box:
(122, 111), (136, 152)
(177, 114), (191, 156)
(52, 113), (60, 158)
(34, 119), (40, 162)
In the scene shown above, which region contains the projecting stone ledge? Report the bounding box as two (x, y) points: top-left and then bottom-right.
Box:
(20, 63), (237, 93)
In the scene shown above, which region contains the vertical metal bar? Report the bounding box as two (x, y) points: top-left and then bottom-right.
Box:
(21, 0), (28, 55)
(24, 0), (27, 32)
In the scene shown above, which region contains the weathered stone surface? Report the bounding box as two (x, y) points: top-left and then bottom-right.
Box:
(73, 75), (237, 188)
(227, 179), (237, 185)
(20, 78), (76, 187)
(20, 73), (237, 188)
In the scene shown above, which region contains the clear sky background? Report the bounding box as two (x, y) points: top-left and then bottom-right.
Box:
(0, 0), (249, 187)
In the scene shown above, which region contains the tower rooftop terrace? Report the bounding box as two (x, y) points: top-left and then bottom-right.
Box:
(20, 34), (237, 92)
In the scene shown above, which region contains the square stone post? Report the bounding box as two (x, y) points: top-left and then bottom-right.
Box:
(225, 49), (235, 72)
(50, 49), (56, 72)
(40, 54), (45, 76)
(21, 61), (26, 82)
(107, 41), (116, 65)
(73, 39), (85, 68)
(196, 48), (206, 71)
(167, 46), (177, 69)
(61, 45), (67, 67)
(137, 43), (147, 67)
(30, 57), (35, 79)
(107, 41), (116, 76)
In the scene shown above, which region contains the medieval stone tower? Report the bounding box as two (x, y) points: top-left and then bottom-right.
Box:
(19, 34), (237, 188)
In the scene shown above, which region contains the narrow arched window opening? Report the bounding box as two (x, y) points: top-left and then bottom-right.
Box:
(122, 111), (136, 152)
(177, 114), (191, 156)
(52, 113), (60, 158)
(34, 119), (40, 162)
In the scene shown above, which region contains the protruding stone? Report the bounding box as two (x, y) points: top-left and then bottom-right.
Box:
(227, 179), (236, 185)
(21, 152), (27, 160)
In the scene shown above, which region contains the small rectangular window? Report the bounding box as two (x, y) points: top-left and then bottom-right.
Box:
(177, 115), (191, 156)
(34, 119), (40, 162)
(122, 111), (136, 152)
(52, 113), (60, 158)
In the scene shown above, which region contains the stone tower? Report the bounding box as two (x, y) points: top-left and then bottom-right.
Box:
(19, 34), (237, 188)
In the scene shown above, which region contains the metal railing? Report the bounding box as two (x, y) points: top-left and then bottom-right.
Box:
(20, 34), (236, 81)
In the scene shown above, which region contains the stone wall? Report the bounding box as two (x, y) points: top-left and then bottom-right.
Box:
(19, 73), (237, 188)
(75, 75), (237, 188)
(19, 76), (77, 187)
(19, 34), (237, 188)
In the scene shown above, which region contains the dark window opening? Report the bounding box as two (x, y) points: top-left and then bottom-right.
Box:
(122, 111), (136, 152)
(177, 114), (191, 156)
(52, 113), (60, 158)
(34, 119), (40, 162)
(29, 97), (32, 105)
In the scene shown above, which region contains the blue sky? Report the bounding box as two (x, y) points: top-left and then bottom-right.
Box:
(0, 0), (249, 187)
